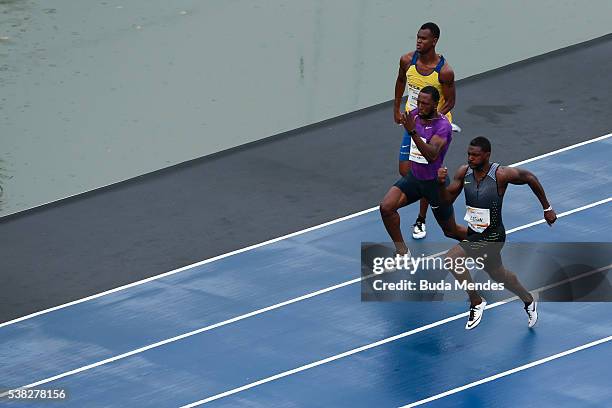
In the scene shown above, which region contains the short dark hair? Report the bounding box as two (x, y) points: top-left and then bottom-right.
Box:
(420, 86), (440, 104)
(420, 22), (440, 39)
(470, 136), (491, 153)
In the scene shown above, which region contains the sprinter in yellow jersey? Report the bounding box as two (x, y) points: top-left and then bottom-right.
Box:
(393, 22), (457, 240)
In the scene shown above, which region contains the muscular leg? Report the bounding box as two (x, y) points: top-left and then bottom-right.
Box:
(428, 177), (466, 241)
(434, 212), (468, 241)
(379, 186), (410, 255)
(418, 198), (428, 220)
(487, 265), (534, 304)
(399, 162), (428, 238)
(445, 244), (482, 307)
(399, 161), (410, 177)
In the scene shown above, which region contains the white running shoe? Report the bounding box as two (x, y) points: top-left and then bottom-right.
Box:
(412, 218), (426, 239)
(525, 300), (538, 328)
(465, 299), (487, 330)
(451, 122), (462, 133)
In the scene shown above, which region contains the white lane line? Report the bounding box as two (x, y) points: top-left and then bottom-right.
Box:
(0, 207), (375, 330)
(1, 132), (610, 329)
(506, 197), (612, 234)
(9, 198), (610, 398)
(1, 278), (363, 395)
(398, 335), (612, 407)
(178, 305), (501, 407)
(511, 132), (612, 167)
(179, 263), (612, 407)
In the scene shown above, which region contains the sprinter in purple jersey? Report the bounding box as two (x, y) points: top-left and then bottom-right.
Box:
(380, 86), (466, 256)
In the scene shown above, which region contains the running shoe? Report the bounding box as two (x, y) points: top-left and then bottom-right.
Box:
(525, 300), (538, 328)
(412, 218), (426, 239)
(465, 299), (487, 330)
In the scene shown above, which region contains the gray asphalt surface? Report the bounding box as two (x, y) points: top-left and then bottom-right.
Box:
(1, 34), (611, 324)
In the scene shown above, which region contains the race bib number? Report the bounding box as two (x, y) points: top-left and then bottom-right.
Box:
(464, 206), (491, 233)
(409, 137), (428, 164)
(406, 84), (420, 111)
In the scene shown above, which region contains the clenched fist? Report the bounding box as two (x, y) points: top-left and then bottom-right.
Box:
(544, 208), (557, 226)
(400, 111), (416, 132)
(437, 167), (448, 184)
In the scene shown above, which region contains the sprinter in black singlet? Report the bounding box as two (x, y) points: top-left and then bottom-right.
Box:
(437, 137), (557, 330)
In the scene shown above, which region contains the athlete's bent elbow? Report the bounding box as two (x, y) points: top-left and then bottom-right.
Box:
(424, 152), (440, 163)
(525, 173), (539, 186)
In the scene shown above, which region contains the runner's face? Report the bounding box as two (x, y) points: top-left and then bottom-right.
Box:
(467, 145), (490, 169)
(417, 93), (436, 118)
(416, 29), (437, 53)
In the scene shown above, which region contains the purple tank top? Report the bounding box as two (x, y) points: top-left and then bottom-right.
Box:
(408, 109), (452, 180)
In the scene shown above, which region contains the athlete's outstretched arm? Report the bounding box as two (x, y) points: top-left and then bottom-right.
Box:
(437, 165), (467, 205)
(500, 167), (557, 225)
(438, 65), (455, 115)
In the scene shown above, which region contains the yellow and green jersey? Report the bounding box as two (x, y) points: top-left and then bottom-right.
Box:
(405, 52), (452, 123)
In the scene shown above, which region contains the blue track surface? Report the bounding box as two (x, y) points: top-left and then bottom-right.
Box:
(1, 137), (611, 407)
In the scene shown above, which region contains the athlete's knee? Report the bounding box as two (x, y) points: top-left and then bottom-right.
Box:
(442, 226), (460, 240)
(445, 244), (465, 260)
(489, 267), (514, 284)
(442, 229), (455, 239)
(503, 270), (520, 286)
(455, 225), (468, 240)
(379, 200), (398, 218)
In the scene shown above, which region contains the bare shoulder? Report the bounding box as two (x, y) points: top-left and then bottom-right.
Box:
(455, 164), (469, 179)
(439, 60), (455, 82)
(402, 51), (415, 61)
(439, 58), (454, 73)
(495, 165), (518, 182)
(400, 51), (414, 68)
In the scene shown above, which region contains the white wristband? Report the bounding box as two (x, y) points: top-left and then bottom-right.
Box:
(543, 206), (553, 212)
